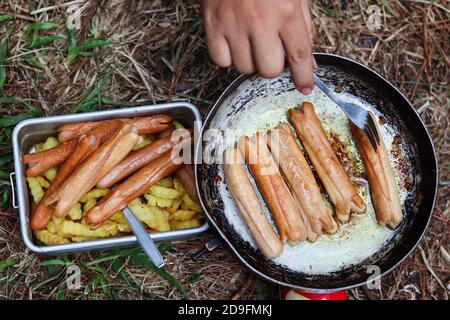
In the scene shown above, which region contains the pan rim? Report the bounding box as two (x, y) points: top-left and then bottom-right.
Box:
(195, 53), (439, 292)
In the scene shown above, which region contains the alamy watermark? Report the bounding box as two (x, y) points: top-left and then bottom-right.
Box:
(66, 263), (82, 290)
(66, 4), (81, 30)
(366, 264), (381, 290)
(366, 5), (382, 30)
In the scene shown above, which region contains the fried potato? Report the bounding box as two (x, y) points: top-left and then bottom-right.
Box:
(173, 121), (185, 130)
(110, 212), (131, 232)
(46, 216), (65, 235)
(128, 198), (170, 231)
(43, 167), (58, 181)
(43, 136), (59, 150)
(117, 223), (131, 233)
(170, 218), (203, 230)
(35, 176), (50, 189)
(150, 206), (170, 232)
(26, 177), (45, 203)
(143, 193), (157, 206)
(34, 143), (44, 153)
(170, 209), (198, 221)
(132, 135), (153, 151)
(80, 188), (109, 202)
(156, 176), (173, 188)
(68, 202), (83, 220)
(110, 211), (127, 224)
(168, 198), (182, 214)
(143, 193), (173, 208)
(148, 185), (183, 199)
(60, 220), (118, 238)
(173, 178), (185, 192)
(83, 198), (97, 213)
(35, 230), (70, 245)
(181, 193), (201, 212)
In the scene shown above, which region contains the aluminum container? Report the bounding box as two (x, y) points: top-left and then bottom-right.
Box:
(11, 102), (208, 255)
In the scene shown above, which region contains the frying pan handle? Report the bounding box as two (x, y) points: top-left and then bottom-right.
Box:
(9, 172), (19, 209)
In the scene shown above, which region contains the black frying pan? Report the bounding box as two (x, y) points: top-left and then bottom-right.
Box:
(195, 53), (438, 292)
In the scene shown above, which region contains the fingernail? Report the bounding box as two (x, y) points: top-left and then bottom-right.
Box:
(301, 87), (313, 95)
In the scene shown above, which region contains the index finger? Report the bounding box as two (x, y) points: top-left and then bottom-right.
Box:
(280, 16), (314, 94)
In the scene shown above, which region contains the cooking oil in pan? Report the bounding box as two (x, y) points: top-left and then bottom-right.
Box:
(217, 84), (411, 275)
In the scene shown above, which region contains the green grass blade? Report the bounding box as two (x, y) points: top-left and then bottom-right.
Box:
(0, 187), (9, 208)
(40, 258), (72, 267)
(0, 38), (7, 91)
(22, 52), (40, 67)
(0, 154), (10, 166)
(66, 29), (77, 54)
(85, 253), (124, 266)
(0, 170), (9, 179)
(0, 15), (13, 22)
(0, 109), (42, 127)
(129, 250), (189, 299)
(0, 97), (16, 104)
(29, 22), (59, 31)
(77, 39), (112, 51)
(29, 34), (64, 49)
(0, 258), (16, 271)
(67, 39), (111, 65)
(186, 274), (204, 284)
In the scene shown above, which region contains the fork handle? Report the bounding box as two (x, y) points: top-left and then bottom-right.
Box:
(313, 74), (343, 106)
(122, 206), (165, 268)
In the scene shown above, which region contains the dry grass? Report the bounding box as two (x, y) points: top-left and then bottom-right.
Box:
(0, 0), (448, 299)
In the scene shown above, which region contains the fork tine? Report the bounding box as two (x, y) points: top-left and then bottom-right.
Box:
(364, 120), (379, 151)
(366, 128), (378, 151)
(367, 114), (381, 144)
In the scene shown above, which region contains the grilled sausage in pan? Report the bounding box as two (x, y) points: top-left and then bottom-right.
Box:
(351, 113), (403, 228)
(268, 123), (338, 240)
(289, 102), (366, 223)
(223, 147), (283, 259)
(238, 134), (308, 244)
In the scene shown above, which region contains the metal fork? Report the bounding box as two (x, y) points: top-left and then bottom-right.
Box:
(122, 206), (165, 268)
(313, 74), (380, 150)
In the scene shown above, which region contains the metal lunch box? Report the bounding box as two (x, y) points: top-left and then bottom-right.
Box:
(10, 102), (208, 255)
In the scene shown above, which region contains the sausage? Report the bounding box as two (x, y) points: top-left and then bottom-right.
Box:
(174, 164), (198, 202)
(350, 114), (403, 228)
(157, 124), (175, 138)
(289, 102), (366, 223)
(45, 124), (140, 217)
(96, 128), (191, 188)
(85, 150), (184, 228)
(223, 147), (283, 259)
(25, 115), (172, 174)
(57, 121), (101, 142)
(81, 119), (123, 145)
(238, 134), (308, 244)
(23, 139), (78, 177)
(30, 135), (98, 230)
(268, 123), (337, 240)
(57, 115), (172, 142)
(23, 119), (122, 176)
(123, 115), (172, 135)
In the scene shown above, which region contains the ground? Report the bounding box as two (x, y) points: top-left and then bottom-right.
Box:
(0, 0), (448, 300)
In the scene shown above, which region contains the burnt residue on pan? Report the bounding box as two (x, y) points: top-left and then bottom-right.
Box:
(196, 54), (437, 291)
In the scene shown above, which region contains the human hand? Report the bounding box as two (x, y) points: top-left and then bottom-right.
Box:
(202, 0), (315, 95)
